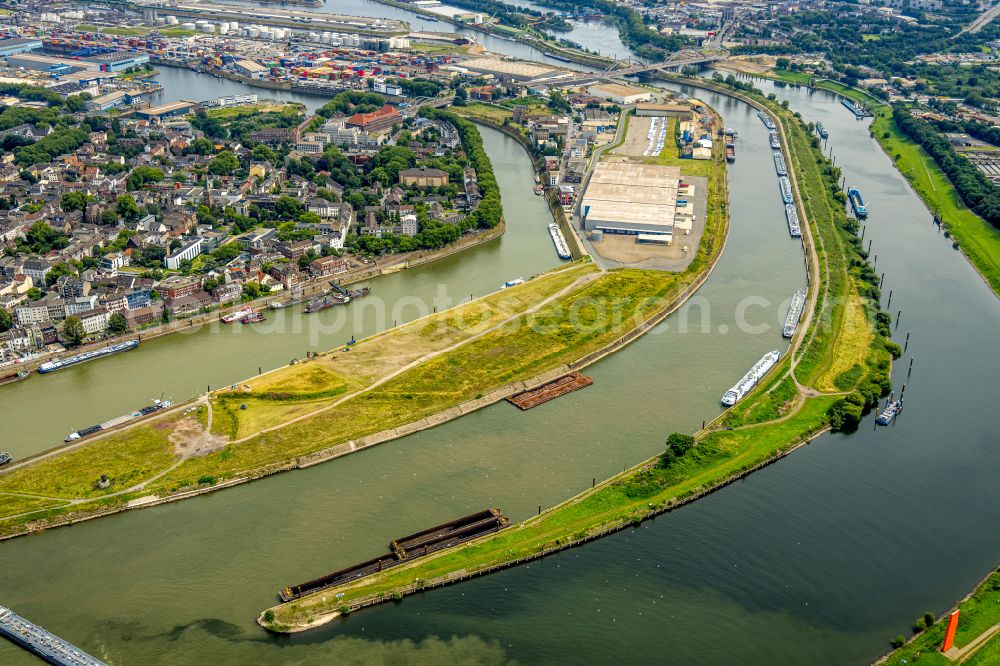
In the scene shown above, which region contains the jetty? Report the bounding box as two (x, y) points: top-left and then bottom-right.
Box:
(0, 605), (105, 666)
(507, 373), (593, 410)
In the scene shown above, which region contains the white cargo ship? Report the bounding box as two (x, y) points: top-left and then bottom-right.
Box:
(783, 290), (807, 338)
(37, 339), (139, 374)
(779, 176), (793, 204)
(769, 131), (780, 149)
(785, 204), (801, 237)
(221, 308), (257, 323)
(548, 223), (572, 260)
(773, 152), (787, 176)
(721, 350), (782, 406)
(757, 110), (776, 130)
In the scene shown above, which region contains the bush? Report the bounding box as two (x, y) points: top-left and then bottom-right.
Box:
(923, 611), (935, 627)
(891, 635), (906, 649)
(263, 610), (275, 623)
(913, 617), (926, 633)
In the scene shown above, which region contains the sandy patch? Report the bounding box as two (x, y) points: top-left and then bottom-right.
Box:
(169, 416), (228, 457)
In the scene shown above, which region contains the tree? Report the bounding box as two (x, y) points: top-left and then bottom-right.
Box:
(127, 166), (164, 190)
(26, 287), (42, 301)
(666, 433), (695, 458)
(116, 194), (142, 222)
(108, 311), (128, 333)
(63, 315), (86, 346)
(0, 308), (12, 333)
(61, 191), (93, 213)
(251, 144), (277, 164)
(209, 150), (239, 176)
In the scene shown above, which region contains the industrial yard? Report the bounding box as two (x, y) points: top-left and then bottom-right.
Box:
(581, 103), (717, 271)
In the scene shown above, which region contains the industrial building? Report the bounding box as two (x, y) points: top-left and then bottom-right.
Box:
(135, 101), (197, 120)
(582, 162), (687, 242)
(85, 51), (150, 72)
(459, 57), (558, 81)
(0, 38), (43, 57)
(5, 53), (93, 75)
(587, 83), (652, 105)
(635, 102), (694, 120)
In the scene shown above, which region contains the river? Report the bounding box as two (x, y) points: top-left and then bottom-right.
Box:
(1, 69), (997, 665)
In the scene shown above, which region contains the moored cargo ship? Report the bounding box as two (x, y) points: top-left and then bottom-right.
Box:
(757, 110), (776, 130)
(64, 398), (173, 442)
(38, 339), (139, 374)
(848, 187), (868, 218)
(783, 289), (806, 338)
(816, 122), (828, 139)
(221, 308), (257, 323)
(785, 203), (802, 237)
(773, 151), (787, 176)
(726, 142), (735, 162)
(769, 131), (780, 149)
(721, 350), (781, 406)
(548, 223), (572, 259)
(841, 98), (871, 118)
(303, 293), (349, 313)
(779, 175), (793, 204)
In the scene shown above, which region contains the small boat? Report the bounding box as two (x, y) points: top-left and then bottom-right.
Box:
(241, 311), (266, 323)
(501, 278), (525, 289)
(269, 301), (288, 310)
(875, 399), (902, 426)
(816, 122), (829, 139)
(0, 451), (11, 466)
(221, 308), (256, 323)
(0, 370), (29, 386)
(534, 185), (543, 195)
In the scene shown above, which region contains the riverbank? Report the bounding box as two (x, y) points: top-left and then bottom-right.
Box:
(715, 64), (1000, 299)
(874, 565), (1000, 665)
(257, 76), (897, 633)
(2, 219), (506, 377)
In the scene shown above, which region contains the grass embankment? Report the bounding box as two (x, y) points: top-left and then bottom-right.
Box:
(870, 107), (1000, 297)
(258, 90), (894, 632)
(204, 103), (304, 120)
(878, 567), (1000, 665)
(0, 261), (709, 535)
(452, 103), (513, 125)
(756, 66), (1000, 297)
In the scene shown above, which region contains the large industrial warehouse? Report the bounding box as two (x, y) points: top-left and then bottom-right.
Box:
(581, 162), (685, 242)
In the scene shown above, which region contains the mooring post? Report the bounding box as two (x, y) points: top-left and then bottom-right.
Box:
(538, 505), (541, 516)
(860, 225), (865, 241)
(258, 367), (262, 375)
(896, 310), (901, 328)
(879, 272), (885, 288)
(886, 289), (892, 309)
(873, 253), (877, 268)
(867, 239), (872, 254)
(904, 331), (910, 352)
(592, 477), (596, 488)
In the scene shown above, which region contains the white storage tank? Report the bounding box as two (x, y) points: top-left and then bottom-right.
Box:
(201, 24), (215, 33)
(181, 22), (197, 31)
(229, 21), (239, 31)
(246, 27), (259, 38)
(218, 22), (230, 34)
(166, 16), (179, 25)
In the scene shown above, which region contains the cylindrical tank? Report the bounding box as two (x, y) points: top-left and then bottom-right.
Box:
(201, 24), (215, 33)
(166, 16), (179, 25)
(246, 28), (259, 38)
(181, 22), (196, 31)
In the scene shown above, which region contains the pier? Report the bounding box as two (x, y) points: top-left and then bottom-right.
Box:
(0, 605), (105, 666)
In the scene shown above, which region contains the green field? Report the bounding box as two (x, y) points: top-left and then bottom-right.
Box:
(878, 568), (1000, 665)
(0, 259), (713, 536)
(75, 24), (151, 37)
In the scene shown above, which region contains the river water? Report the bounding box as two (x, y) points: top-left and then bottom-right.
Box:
(1, 65), (998, 665)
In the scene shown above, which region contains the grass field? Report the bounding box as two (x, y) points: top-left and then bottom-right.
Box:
(205, 103), (304, 120)
(453, 103), (513, 124)
(75, 24), (152, 36)
(878, 568), (1000, 665)
(0, 261), (709, 534)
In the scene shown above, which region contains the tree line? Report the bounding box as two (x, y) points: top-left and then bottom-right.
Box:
(893, 106), (1000, 230)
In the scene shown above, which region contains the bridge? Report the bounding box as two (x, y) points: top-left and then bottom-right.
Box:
(527, 50), (725, 86)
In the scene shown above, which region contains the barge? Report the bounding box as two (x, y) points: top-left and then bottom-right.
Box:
(785, 203), (802, 237)
(757, 110), (776, 130)
(773, 151), (787, 176)
(721, 350), (781, 406)
(848, 187), (868, 218)
(779, 175), (793, 204)
(65, 398), (173, 442)
(548, 223), (572, 260)
(726, 142), (736, 162)
(278, 509), (510, 602)
(816, 122), (828, 139)
(782, 289), (806, 338)
(38, 339), (138, 374)
(876, 399), (903, 425)
(769, 131), (781, 150)
(0, 370), (29, 386)
(841, 98), (871, 118)
(507, 372), (593, 410)
(0, 605), (106, 666)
